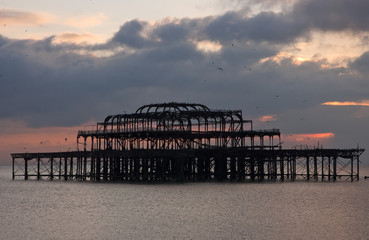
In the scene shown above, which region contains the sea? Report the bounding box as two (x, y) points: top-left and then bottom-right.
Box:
(1, 164), (369, 240)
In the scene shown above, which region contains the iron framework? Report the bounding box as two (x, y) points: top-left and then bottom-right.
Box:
(11, 102), (364, 182)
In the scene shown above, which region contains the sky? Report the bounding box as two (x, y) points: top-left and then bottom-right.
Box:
(1, 0), (369, 164)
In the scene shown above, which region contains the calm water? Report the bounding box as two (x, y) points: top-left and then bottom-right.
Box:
(1, 165), (369, 240)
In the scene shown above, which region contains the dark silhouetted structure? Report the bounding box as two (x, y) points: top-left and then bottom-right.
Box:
(11, 102), (364, 182)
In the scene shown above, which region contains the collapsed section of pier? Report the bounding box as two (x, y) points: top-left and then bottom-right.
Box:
(11, 102), (364, 182)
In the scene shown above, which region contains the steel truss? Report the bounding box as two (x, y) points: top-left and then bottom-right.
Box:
(11, 102), (364, 182)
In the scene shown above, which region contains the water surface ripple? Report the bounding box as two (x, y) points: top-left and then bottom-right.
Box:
(1, 165), (369, 240)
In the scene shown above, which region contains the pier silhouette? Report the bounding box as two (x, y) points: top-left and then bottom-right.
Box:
(11, 102), (364, 182)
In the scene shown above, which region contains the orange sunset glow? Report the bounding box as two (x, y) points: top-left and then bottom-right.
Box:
(284, 133), (335, 143)
(0, 125), (80, 154)
(0, 118), (96, 159)
(321, 101), (369, 106)
(258, 115), (278, 122)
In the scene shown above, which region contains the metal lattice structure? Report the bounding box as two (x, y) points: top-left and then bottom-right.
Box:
(11, 102), (364, 182)
(77, 102), (280, 152)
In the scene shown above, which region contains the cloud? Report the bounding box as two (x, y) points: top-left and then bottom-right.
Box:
(203, 11), (305, 44)
(110, 19), (153, 49)
(1, 14), (368, 129)
(107, 11), (302, 48)
(152, 19), (192, 44)
(1, 1), (369, 163)
(349, 51), (369, 74)
(205, 0), (369, 44)
(104, 1), (369, 49)
(0, 8), (50, 26)
(64, 13), (107, 28)
(290, 133), (335, 140)
(292, 0), (369, 32)
(283, 133), (335, 148)
(195, 40), (222, 52)
(258, 115), (278, 122)
(321, 100), (369, 107)
(53, 32), (103, 44)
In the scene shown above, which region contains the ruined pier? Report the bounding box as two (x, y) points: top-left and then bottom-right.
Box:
(11, 102), (364, 182)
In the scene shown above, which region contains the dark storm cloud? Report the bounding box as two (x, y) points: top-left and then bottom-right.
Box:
(0, 35), (9, 46)
(292, 0), (369, 32)
(104, 0), (369, 48)
(111, 20), (152, 48)
(153, 0), (369, 46)
(106, 17), (212, 50)
(153, 21), (191, 44)
(350, 51), (369, 75)
(109, 11), (305, 45)
(206, 0), (369, 44)
(1, 0), (369, 131)
(0, 37), (102, 126)
(204, 11), (306, 44)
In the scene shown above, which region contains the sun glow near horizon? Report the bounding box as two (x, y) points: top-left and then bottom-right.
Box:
(283, 132), (335, 145)
(321, 100), (369, 107)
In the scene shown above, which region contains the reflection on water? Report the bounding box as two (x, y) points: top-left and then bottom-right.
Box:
(1, 165), (369, 240)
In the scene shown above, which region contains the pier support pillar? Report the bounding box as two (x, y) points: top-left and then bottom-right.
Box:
(12, 157), (14, 180)
(306, 156), (310, 180)
(50, 157), (54, 180)
(214, 152), (227, 181)
(357, 156), (360, 180)
(280, 156), (284, 181)
(24, 158), (28, 180)
(333, 157), (337, 181)
(37, 157), (40, 180)
(313, 155), (318, 181)
(64, 157), (68, 181)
